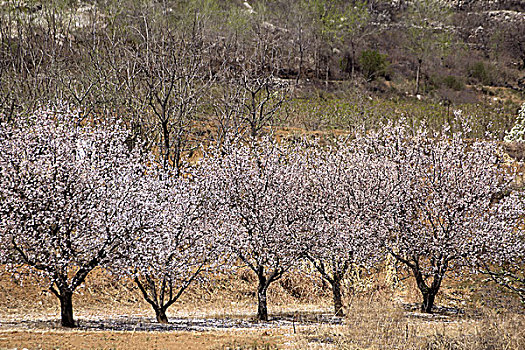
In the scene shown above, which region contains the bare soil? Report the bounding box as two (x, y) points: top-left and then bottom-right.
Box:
(0, 329), (281, 350)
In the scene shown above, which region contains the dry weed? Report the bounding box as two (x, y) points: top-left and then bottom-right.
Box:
(294, 291), (525, 350)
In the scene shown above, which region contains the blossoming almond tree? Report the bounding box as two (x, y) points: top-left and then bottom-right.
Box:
(476, 195), (525, 304)
(121, 164), (219, 324)
(0, 107), (151, 327)
(207, 137), (311, 321)
(382, 125), (524, 313)
(302, 136), (395, 316)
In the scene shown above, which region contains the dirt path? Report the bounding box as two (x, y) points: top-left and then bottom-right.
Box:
(0, 328), (283, 350)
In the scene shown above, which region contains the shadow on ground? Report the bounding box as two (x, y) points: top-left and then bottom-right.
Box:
(0, 312), (343, 332)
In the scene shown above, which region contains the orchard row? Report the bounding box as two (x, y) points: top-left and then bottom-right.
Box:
(0, 107), (523, 327)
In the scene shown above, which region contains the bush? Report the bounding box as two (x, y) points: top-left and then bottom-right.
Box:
(359, 49), (389, 81)
(442, 75), (465, 91)
(468, 61), (492, 85)
(424, 74), (441, 93)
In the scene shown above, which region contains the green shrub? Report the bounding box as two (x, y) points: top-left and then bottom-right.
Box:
(469, 61), (492, 85)
(424, 74), (441, 93)
(359, 49), (389, 81)
(442, 75), (465, 91)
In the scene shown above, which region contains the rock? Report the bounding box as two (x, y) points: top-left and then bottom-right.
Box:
(243, 2), (255, 14)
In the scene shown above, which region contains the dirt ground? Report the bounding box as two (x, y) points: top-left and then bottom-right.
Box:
(0, 329), (282, 350)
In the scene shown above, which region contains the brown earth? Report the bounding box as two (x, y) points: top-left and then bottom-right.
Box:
(0, 329), (280, 350)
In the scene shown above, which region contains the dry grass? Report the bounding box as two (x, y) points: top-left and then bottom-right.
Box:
(0, 267), (524, 349)
(294, 292), (524, 349)
(0, 267), (331, 321)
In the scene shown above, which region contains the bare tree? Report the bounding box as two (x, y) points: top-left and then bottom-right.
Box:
(137, 18), (213, 173)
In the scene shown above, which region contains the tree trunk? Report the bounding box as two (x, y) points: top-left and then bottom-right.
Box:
(161, 119), (170, 169)
(257, 283), (269, 321)
(253, 264), (283, 322)
(315, 47), (319, 79)
(331, 278), (344, 317)
(297, 43), (303, 84)
(325, 62), (330, 87)
(421, 290), (436, 313)
(350, 41), (356, 80)
(59, 291), (75, 328)
(155, 307), (169, 324)
(411, 265), (442, 314)
(415, 58), (422, 95)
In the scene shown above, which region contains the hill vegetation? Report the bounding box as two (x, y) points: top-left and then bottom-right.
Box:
(0, 0), (524, 139)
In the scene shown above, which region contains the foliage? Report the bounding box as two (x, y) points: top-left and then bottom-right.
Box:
(468, 61), (493, 86)
(313, 0), (370, 45)
(442, 75), (465, 91)
(1, 107), (524, 324)
(300, 135), (393, 315)
(358, 49), (389, 81)
(379, 123), (524, 312)
(204, 137), (313, 321)
(479, 261), (525, 305)
(404, 0), (453, 61)
(117, 163), (220, 323)
(403, 0), (454, 94)
(1, 0), (525, 329)
(285, 92), (517, 140)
